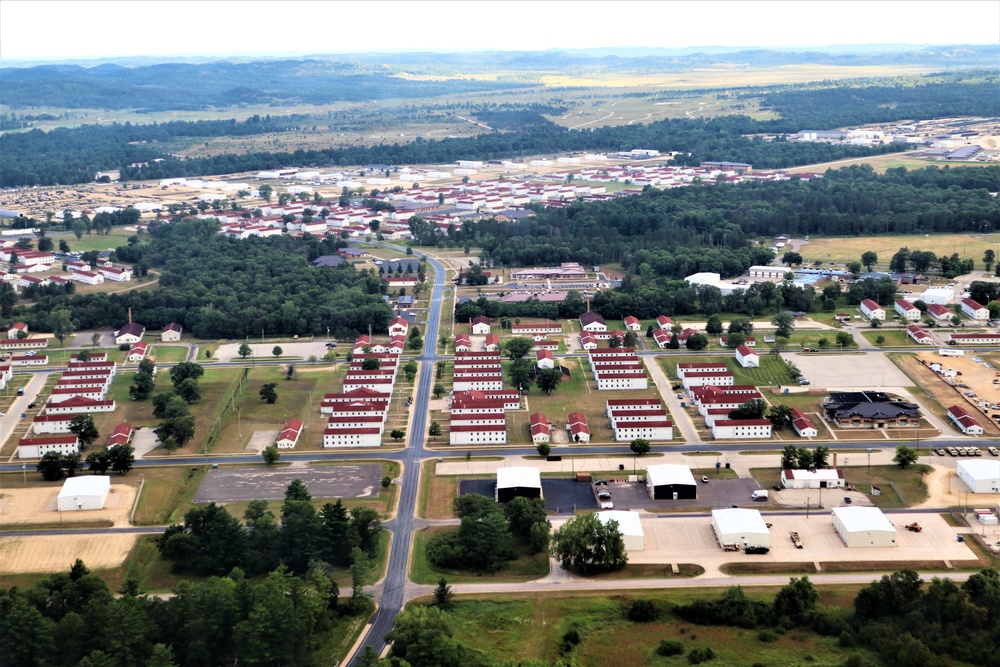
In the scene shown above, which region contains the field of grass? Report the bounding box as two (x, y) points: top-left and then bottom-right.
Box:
(410, 526), (549, 584)
(148, 345), (190, 363)
(799, 233), (1000, 267)
(861, 329), (918, 347)
(658, 354), (796, 389)
(433, 589), (881, 667)
(131, 465), (207, 525)
(751, 465), (930, 508)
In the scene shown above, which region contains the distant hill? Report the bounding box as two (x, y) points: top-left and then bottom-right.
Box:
(1, 45), (996, 111)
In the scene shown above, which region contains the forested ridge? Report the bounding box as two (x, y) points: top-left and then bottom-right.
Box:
(455, 165), (1000, 275)
(4, 73), (997, 187)
(16, 219), (393, 338)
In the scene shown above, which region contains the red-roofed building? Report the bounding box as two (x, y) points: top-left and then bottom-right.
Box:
(529, 413), (550, 443)
(108, 423), (133, 448)
(484, 333), (500, 352)
(711, 419), (772, 439)
(18, 435), (80, 459)
(623, 316), (641, 331)
(568, 412), (590, 443)
(860, 299), (885, 321)
(927, 303), (952, 321)
(128, 341), (147, 361)
(895, 299), (921, 321)
(961, 298), (989, 320)
(7, 322), (27, 339)
(735, 345), (759, 368)
(906, 324), (933, 345)
(656, 315), (673, 330)
(536, 349), (555, 369)
(276, 418), (304, 448)
(388, 316), (409, 336)
(948, 405), (984, 435)
(790, 408), (818, 437)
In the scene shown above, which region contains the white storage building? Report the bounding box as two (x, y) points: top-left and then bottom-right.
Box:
(832, 506), (897, 547)
(497, 467), (542, 503)
(57, 476), (111, 511)
(957, 460), (1000, 494)
(646, 464), (697, 500)
(711, 508), (770, 549)
(780, 468), (846, 489)
(597, 510), (645, 551)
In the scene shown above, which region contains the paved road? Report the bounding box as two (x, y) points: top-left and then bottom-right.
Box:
(2, 372), (50, 463)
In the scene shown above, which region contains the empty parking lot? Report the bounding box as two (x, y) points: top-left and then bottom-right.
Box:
(195, 464), (383, 502)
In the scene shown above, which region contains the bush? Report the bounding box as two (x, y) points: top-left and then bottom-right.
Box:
(758, 629), (778, 643)
(656, 640), (684, 656)
(118, 343), (130, 351)
(688, 647), (716, 664)
(628, 599), (660, 623)
(560, 628), (581, 654)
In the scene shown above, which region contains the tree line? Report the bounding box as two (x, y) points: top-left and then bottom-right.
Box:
(0, 558), (368, 667)
(13, 219), (394, 339)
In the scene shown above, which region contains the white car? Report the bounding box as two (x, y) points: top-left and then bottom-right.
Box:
(25, 350), (37, 356)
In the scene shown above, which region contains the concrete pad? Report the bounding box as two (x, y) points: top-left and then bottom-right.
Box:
(246, 430), (279, 453)
(786, 351), (909, 388)
(131, 429), (161, 459)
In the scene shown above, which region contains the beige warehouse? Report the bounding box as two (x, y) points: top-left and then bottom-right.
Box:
(597, 510), (644, 551)
(832, 506), (897, 547)
(711, 508), (770, 549)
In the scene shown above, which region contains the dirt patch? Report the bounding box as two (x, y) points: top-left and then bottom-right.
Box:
(246, 430), (279, 453)
(0, 484), (137, 527)
(0, 534), (137, 575)
(911, 351), (1000, 436)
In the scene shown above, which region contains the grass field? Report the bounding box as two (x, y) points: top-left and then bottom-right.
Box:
(410, 526), (549, 584)
(430, 589), (881, 667)
(861, 329), (918, 347)
(799, 233), (1000, 266)
(658, 354), (797, 388)
(751, 465), (930, 508)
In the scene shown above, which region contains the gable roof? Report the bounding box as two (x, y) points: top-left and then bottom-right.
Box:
(115, 322), (145, 338)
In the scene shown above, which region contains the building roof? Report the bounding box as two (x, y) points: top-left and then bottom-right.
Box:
(947, 405), (981, 429)
(580, 312), (606, 326)
(162, 322), (183, 333)
(735, 345), (756, 357)
(497, 467), (541, 490)
(646, 464), (696, 488)
(832, 506), (895, 533)
(781, 468), (844, 481)
(896, 299), (916, 310)
(956, 459), (1000, 481)
(279, 418), (304, 442)
(712, 508), (769, 536)
(860, 299), (881, 311)
(115, 322), (145, 338)
(58, 475), (110, 499)
(927, 304), (951, 316)
(962, 297), (985, 310)
(597, 510), (644, 538)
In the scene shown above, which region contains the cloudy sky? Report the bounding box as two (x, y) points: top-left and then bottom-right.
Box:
(1, 0), (997, 61)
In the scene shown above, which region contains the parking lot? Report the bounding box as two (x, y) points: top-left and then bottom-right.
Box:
(194, 464), (383, 502)
(787, 351), (910, 388)
(600, 477), (763, 511)
(459, 478), (598, 512)
(584, 512), (980, 568)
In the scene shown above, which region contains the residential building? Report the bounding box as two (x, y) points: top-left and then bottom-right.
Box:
(895, 299), (921, 321)
(529, 413), (550, 443)
(735, 345), (759, 368)
(114, 322), (145, 345)
(161, 322), (183, 342)
(276, 418), (304, 448)
(860, 299), (885, 320)
(711, 419), (773, 439)
(948, 405), (984, 435)
(790, 408), (818, 437)
(961, 298), (989, 320)
(17, 435), (80, 459)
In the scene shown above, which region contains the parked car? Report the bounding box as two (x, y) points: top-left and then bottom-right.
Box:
(934, 448), (946, 456)
(701, 476), (709, 483)
(988, 447), (999, 456)
(947, 447), (958, 456)
(594, 480), (607, 486)
(325, 342), (337, 348)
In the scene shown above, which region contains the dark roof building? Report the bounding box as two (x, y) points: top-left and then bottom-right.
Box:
(823, 391), (921, 428)
(311, 255), (347, 268)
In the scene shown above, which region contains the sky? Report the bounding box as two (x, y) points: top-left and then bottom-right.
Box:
(1, 0), (998, 61)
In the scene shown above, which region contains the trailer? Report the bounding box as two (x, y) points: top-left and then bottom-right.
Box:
(790, 531), (803, 548)
(938, 348), (965, 357)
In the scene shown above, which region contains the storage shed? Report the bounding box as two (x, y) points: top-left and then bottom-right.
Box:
(711, 508), (770, 549)
(646, 464), (697, 500)
(781, 468), (846, 489)
(957, 460), (1000, 494)
(832, 506), (897, 547)
(597, 510), (645, 551)
(496, 467), (542, 503)
(57, 476), (111, 511)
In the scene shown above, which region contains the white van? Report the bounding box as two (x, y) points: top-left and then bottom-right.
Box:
(751, 490), (769, 501)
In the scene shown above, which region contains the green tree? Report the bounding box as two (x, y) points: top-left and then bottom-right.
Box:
(47, 306), (76, 346)
(390, 429), (405, 442)
(835, 331), (854, 348)
(272, 345), (283, 358)
(550, 512), (628, 575)
(37, 451), (65, 481)
(812, 445), (830, 468)
(257, 183), (273, 203)
(129, 370), (155, 401)
(238, 342), (252, 359)
(404, 359), (418, 382)
(536, 367), (563, 395)
(767, 404), (793, 430)
(505, 496), (549, 537)
(175, 377), (201, 404)
(107, 444), (134, 474)
(428, 421), (442, 439)
(507, 358), (535, 392)
(686, 333), (709, 350)
(168, 361), (204, 385)
(361, 356), (381, 370)
(432, 577), (454, 608)
(771, 312), (795, 338)
(260, 382), (278, 403)
(985, 249), (996, 272)
(780, 444), (798, 469)
(0, 594), (58, 667)
(68, 414), (100, 449)
(774, 576), (819, 622)
(536, 442), (551, 457)
(705, 313), (723, 335)
(846, 260), (862, 276)
(433, 382), (445, 398)
(630, 438), (651, 456)
(262, 445), (280, 465)
(893, 444), (918, 468)
(385, 605), (462, 667)
(729, 398), (767, 420)
(503, 337), (533, 360)
(782, 251), (802, 267)
(861, 251), (878, 272)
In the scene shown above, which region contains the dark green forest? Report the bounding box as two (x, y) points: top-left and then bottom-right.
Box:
(15, 219), (393, 338)
(4, 73), (998, 187)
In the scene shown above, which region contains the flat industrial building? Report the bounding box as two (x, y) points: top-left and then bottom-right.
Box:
(646, 464), (697, 500)
(57, 476), (111, 511)
(711, 508), (770, 549)
(597, 510), (645, 551)
(832, 506), (897, 547)
(957, 460), (1000, 494)
(496, 467), (542, 503)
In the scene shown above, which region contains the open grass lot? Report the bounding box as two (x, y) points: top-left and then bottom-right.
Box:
(418, 458), (488, 519)
(410, 526), (549, 584)
(799, 233), (1000, 267)
(148, 345), (190, 363)
(658, 354), (796, 388)
(429, 588), (882, 667)
(131, 465), (207, 525)
(861, 329), (919, 347)
(751, 465), (930, 508)
(785, 150), (999, 175)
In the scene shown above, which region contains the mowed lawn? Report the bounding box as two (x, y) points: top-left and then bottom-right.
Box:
(800, 233), (1000, 266)
(659, 354), (796, 387)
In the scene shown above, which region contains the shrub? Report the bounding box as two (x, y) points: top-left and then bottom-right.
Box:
(628, 599), (659, 623)
(656, 640), (684, 656)
(758, 629), (778, 643)
(688, 647), (716, 664)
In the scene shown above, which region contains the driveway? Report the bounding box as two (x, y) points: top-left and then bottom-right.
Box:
(70, 331), (115, 349)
